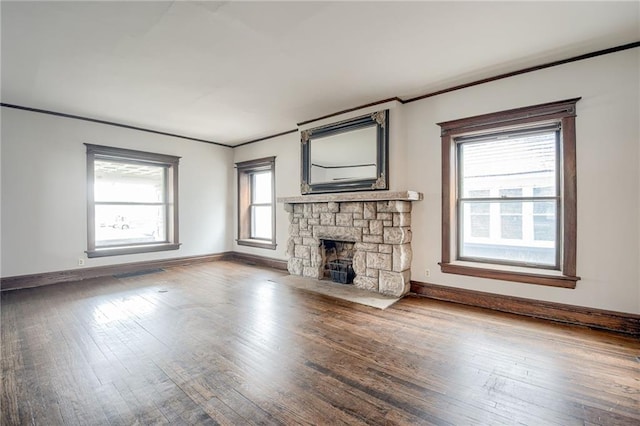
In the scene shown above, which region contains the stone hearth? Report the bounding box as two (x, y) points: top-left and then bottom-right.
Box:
(278, 191), (422, 297)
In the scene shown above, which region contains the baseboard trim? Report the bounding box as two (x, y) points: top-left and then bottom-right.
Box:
(1, 252), (289, 291)
(410, 281), (640, 336)
(226, 252), (288, 271)
(1, 253), (233, 291)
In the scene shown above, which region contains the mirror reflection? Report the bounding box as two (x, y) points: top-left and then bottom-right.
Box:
(310, 126), (377, 184)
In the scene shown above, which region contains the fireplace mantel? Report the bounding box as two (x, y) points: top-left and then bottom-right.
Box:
(277, 190), (422, 204)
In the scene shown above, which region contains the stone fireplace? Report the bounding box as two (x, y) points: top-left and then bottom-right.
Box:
(278, 191), (422, 297)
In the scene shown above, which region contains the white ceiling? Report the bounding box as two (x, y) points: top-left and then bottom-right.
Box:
(2, 1), (638, 146)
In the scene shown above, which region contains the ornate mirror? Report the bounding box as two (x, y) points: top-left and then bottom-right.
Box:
(301, 110), (389, 194)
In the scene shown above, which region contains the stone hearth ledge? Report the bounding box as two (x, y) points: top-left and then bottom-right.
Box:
(277, 190), (422, 204)
(278, 190), (423, 298)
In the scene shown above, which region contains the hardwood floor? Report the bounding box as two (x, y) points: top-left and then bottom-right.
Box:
(2, 261), (639, 425)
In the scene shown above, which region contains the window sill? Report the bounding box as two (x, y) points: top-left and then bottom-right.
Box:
(87, 243), (180, 258)
(237, 239), (277, 250)
(439, 261), (579, 288)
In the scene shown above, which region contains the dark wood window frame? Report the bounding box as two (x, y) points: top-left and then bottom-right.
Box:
(86, 144), (180, 258)
(236, 156), (276, 250)
(437, 99), (581, 288)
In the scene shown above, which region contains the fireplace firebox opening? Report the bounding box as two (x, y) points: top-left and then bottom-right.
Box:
(321, 240), (355, 284)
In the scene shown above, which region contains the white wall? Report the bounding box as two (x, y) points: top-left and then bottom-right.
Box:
(405, 48), (639, 314)
(1, 108), (234, 277)
(234, 49), (639, 315)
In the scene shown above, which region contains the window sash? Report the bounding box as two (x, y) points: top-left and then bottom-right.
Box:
(93, 158), (167, 204)
(250, 203), (273, 241)
(455, 126), (561, 270)
(94, 202), (170, 248)
(249, 174), (273, 240)
(250, 170), (272, 204)
(458, 199), (560, 268)
(249, 168), (273, 241)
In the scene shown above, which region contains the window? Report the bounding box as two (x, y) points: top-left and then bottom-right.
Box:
(459, 131), (556, 266)
(236, 157), (276, 249)
(438, 99), (580, 288)
(86, 144), (180, 258)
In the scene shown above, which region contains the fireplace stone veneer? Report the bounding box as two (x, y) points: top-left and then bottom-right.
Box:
(278, 191), (423, 297)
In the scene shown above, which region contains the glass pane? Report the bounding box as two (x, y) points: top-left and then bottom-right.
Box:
(251, 205), (272, 240)
(533, 186), (554, 197)
(464, 200), (491, 238)
(501, 215), (522, 239)
(95, 160), (165, 203)
(470, 215), (490, 238)
(533, 200), (555, 215)
(460, 200), (556, 266)
(252, 171), (272, 204)
(533, 201), (557, 241)
(468, 189), (490, 199)
(95, 205), (166, 247)
(534, 216), (556, 241)
(460, 131), (557, 198)
(470, 202), (490, 214)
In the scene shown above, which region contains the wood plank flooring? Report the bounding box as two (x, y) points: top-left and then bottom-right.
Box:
(2, 261), (639, 425)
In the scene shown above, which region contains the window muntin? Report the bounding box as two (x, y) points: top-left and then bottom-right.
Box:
(438, 98), (580, 288)
(86, 144), (180, 258)
(236, 157), (276, 249)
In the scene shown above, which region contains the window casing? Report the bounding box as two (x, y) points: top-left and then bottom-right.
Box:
(86, 144), (180, 258)
(236, 157), (276, 249)
(438, 99), (580, 288)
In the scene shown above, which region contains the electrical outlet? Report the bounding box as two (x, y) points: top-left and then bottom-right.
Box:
(78, 258), (85, 266)
(425, 269), (431, 277)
